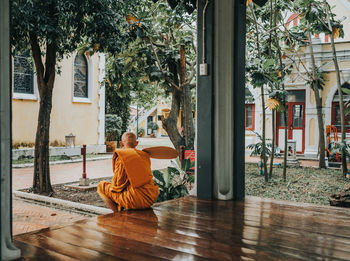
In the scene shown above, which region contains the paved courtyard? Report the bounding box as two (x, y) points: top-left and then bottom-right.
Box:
(12, 199), (87, 236)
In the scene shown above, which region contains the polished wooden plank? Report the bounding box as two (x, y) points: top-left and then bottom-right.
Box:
(102, 207), (349, 260)
(14, 240), (78, 261)
(14, 196), (350, 260)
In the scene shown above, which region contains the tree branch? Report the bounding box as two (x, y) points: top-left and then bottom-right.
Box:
(148, 38), (181, 91)
(44, 42), (57, 87)
(29, 34), (44, 81)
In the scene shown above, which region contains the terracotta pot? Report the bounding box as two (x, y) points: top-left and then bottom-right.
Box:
(105, 141), (117, 152)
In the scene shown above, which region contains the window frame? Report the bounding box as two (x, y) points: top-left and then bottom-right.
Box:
(245, 104), (255, 131)
(12, 55), (38, 101)
(331, 102), (350, 133)
(72, 53), (92, 104)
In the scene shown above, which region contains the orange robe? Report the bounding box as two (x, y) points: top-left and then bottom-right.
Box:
(97, 148), (159, 211)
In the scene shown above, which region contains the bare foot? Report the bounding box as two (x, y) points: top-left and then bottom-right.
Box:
(102, 197), (119, 212)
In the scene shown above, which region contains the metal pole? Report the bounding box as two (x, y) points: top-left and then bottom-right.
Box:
(136, 103), (139, 139)
(82, 144), (86, 179)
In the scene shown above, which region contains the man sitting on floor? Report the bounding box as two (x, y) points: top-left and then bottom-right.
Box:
(97, 132), (159, 212)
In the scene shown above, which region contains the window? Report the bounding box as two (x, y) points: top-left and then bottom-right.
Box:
(73, 54), (88, 98)
(331, 83), (350, 132)
(332, 103), (350, 132)
(278, 105), (289, 127)
(245, 104), (254, 130)
(292, 105), (303, 127)
(287, 90), (305, 103)
(13, 55), (34, 94)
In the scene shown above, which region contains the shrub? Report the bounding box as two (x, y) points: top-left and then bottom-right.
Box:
(138, 127), (145, 137)
(152, 158), (195, 202)
(105, 114), (122, 141)
(147, 121), (159, 132)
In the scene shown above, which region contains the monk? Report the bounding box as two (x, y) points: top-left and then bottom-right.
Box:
(97, 132), (159, 212)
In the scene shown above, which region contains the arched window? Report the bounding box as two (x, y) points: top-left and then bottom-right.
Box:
(13, 54), (34, 94)
(332, 82), (350, 132)
(73, 54), (88, 98)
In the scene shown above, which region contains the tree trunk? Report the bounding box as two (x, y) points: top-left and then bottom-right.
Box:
(269, 110), (275, 179)
(179, 45), (195, 150)
(249, 4), (268, 182)
(308, 31), (326, 169)
(324, 2), (347, 176)
(261, 86), (268, 182)
(283, 110), (287, 182)
(274, 29), (287, 182)
(33, 85), (54, 194)
(30, 34), (56, 194)
(182, 84), (195, 149)
(162, 89), (185, 152)
(162, 45), (195, 152)
(268, 0), (275, 179)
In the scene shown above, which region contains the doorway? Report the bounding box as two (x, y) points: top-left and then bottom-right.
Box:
(276, 90), (305, 153)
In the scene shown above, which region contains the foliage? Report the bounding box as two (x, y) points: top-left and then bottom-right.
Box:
(246, 132), (273, 159)
(105, 82), (131, 141)
(341, 84), (350, 116)
(105, 114), (122, 142)
(153, 158), (194, 202)
(105, 0), (197, 151)
(138, 127), (145, 137)
(293, 0), (344, 38)
(329, 141), (350, 159)
(307, 68), (327, 91)
(147, 121), (159, 131)
(11, 0), (126, 59)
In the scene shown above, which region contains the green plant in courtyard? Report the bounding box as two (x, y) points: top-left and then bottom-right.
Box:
(105, 114), (123, 142)
(105, 79), (132, 142)
(147, 122), (159, 132)
(153, 158), (194, 202)
(138, 127), (145, 137)
(247, 132), (273, 160)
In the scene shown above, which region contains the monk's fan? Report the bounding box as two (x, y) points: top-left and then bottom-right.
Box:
(142, 146), (178, 159)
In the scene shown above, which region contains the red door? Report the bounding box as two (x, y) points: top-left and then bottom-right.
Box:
(276, 91), (305, 153)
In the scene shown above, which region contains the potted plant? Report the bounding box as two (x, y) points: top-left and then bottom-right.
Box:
(105, 114), (122, 152)
(147, 121), (159, 137)
(138, 127), (145, 137)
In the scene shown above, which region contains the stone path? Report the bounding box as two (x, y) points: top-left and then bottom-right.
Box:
(12, 199), (87, 236)
(13, 157), (172, 190)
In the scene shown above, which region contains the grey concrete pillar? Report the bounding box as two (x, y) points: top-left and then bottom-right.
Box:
(1, 0), (21, 259)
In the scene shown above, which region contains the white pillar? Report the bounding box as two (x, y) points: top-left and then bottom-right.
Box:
(213, 0), (245, 200)
(0, 0), (21, 259)
(213, 0), (234, 199)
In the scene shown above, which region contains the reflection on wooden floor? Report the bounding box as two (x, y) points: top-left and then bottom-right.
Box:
(14, 196), (350, 260)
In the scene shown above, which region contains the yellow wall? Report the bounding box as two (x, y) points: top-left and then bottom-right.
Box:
(132, 100), (186, 137)
(12, 53), (102, 146)
(309, 118), (316, 146)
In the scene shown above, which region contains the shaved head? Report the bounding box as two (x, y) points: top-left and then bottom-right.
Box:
(120, 132), (138, 148)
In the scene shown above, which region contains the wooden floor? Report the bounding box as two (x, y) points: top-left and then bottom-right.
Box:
(14, 196), (350, 260)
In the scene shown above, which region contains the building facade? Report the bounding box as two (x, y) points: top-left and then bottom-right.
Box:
(245, 0), (350, 158)
(12, 52), (106, 151)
